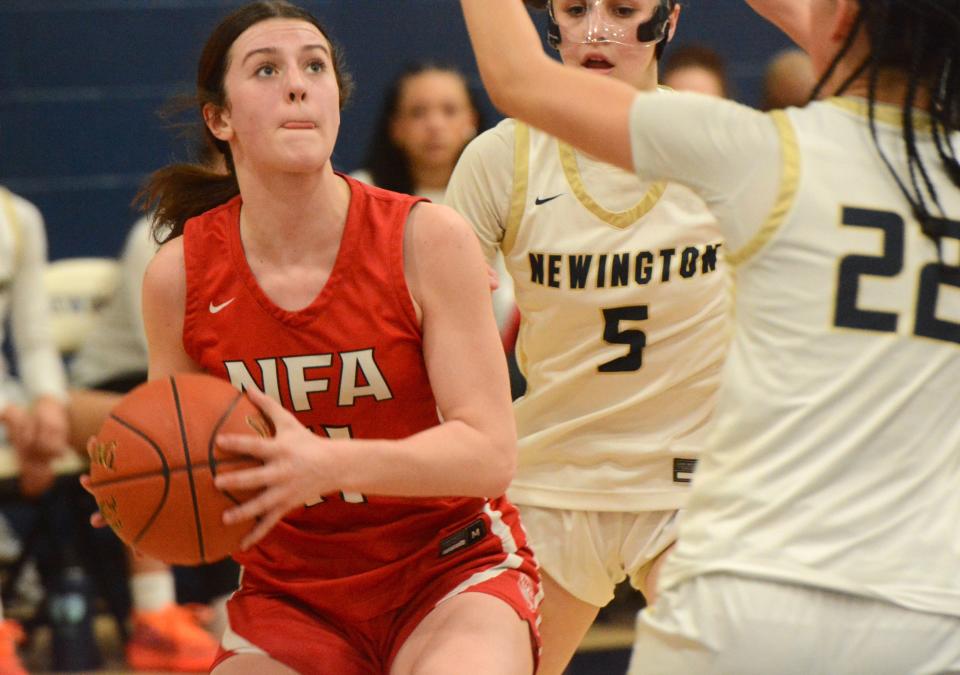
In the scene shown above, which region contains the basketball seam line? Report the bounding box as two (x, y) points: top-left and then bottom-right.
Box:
(171, 376), (207, 564)
(108, 413), (171, 546)
(208, 389), (246, 507)
(87, 457), (254, 489)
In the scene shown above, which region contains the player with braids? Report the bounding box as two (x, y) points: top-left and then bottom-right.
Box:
(804, 0), (960, 244)
(460, 0), (960, 672)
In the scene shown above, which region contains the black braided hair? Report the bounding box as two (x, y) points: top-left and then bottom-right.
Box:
(812, 0), (960, 255)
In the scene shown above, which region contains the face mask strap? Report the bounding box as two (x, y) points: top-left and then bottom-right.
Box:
(546, 0), (673, 50)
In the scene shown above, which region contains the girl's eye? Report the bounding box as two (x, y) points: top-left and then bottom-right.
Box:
(564, 5), (586, 18)
(614, 6), (636, 18)
(307, 60), (326, 73)
(255, 64), (277, 77)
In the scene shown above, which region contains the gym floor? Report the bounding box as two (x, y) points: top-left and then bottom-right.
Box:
(19, 609), (638, 674)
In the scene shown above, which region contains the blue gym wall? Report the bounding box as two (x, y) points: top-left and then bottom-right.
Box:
(0, 1), (792, 261)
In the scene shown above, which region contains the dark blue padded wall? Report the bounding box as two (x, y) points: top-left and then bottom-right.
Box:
(0, 1), (791, 261)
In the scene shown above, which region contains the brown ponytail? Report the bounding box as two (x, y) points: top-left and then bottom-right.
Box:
(136, 159), (240, 243)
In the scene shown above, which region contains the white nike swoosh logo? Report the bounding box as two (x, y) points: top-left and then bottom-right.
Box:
(209, 298), (236, 314)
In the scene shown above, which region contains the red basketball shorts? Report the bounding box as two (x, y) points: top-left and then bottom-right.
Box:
(212, 502), (541, 673)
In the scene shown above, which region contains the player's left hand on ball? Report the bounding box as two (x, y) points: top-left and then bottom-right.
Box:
(215, 387), (341, 549)
(78, 470), (109, 529)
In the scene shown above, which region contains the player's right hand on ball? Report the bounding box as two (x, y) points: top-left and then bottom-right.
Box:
(214, 387), (344, 550)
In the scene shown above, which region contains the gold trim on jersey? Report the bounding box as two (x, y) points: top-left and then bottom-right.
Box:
(503, 122), (531, 256)
(727, 110), (800, 267)
(827, 97), (932, 131)
(0, 187), (22, 271)
(558, 142), (667, 229)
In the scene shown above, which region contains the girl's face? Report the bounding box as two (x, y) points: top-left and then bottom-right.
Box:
(206, 19), (341, 175)
(552, 0), (677, 89)
(389, 70), (478, 175)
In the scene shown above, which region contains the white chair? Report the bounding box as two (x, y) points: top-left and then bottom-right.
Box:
(43, 257), (121, 356)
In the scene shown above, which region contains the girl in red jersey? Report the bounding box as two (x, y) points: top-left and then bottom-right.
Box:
(131, 2), (539, 673)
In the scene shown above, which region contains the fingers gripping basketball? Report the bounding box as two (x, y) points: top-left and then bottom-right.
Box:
(87, 373), (269, 565)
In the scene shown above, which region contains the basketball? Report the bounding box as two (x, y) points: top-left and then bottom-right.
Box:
(86, 373), (270, 566)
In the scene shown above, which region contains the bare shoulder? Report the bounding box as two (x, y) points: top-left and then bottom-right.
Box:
(405, 201), (480, 254)
(143, 236), (186, 301)
(403, 202), (487, 305)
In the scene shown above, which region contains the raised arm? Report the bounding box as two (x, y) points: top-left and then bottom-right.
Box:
(460, 1), (786, 252)
(744, 0), (813, 51)
(460, 0), (637, 171)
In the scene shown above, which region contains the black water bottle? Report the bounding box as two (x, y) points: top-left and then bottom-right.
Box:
(48, 564), (101, 671)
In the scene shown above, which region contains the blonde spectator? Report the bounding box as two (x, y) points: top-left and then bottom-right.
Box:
(760, 48), (816, 110)
(662, 44), (731, 98)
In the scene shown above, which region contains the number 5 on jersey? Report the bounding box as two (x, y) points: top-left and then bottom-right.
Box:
(599, 305), (648, 372)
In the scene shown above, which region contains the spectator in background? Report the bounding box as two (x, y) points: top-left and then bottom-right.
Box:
(662, 44), (731, 98)
(352, 62), (484, 203)
(760, 48), (816, 110)
(0, 185), (71, 674)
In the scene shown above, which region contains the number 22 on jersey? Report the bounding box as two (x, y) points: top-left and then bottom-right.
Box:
(834, 206), (960, 344)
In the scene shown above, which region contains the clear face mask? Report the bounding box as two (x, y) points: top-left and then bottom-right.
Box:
(547, 0), (671, 48)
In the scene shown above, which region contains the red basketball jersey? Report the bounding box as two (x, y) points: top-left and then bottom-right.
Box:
(182, 177), (523, 622)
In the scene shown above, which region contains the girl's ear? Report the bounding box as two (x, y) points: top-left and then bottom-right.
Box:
(204, 103), (233, 142)
(666, 2), (682, 43)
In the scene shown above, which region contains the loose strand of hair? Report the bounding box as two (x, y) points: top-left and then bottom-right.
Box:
(866, 35), (922, 226)
(931, 52), (960, 187)
(134, 163), (240, 244)
(903, 21), (942, 219)
(810, 11), (866, 102)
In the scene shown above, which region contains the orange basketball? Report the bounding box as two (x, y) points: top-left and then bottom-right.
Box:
(87, 373), (270, 566)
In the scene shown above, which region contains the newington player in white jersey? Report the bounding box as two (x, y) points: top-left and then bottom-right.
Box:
(447, 2), (727, 672)
(461, 0), (960, 672)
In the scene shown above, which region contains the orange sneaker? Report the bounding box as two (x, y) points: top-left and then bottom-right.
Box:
(126, 604), (219, 672)
(0, 619), (27, 675)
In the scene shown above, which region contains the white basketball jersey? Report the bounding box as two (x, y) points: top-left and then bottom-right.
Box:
(0, 187), (67, 406)
(662, 100), (960, 617)
(449, 118), (728, 511)
(0, 188), (23, 331)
